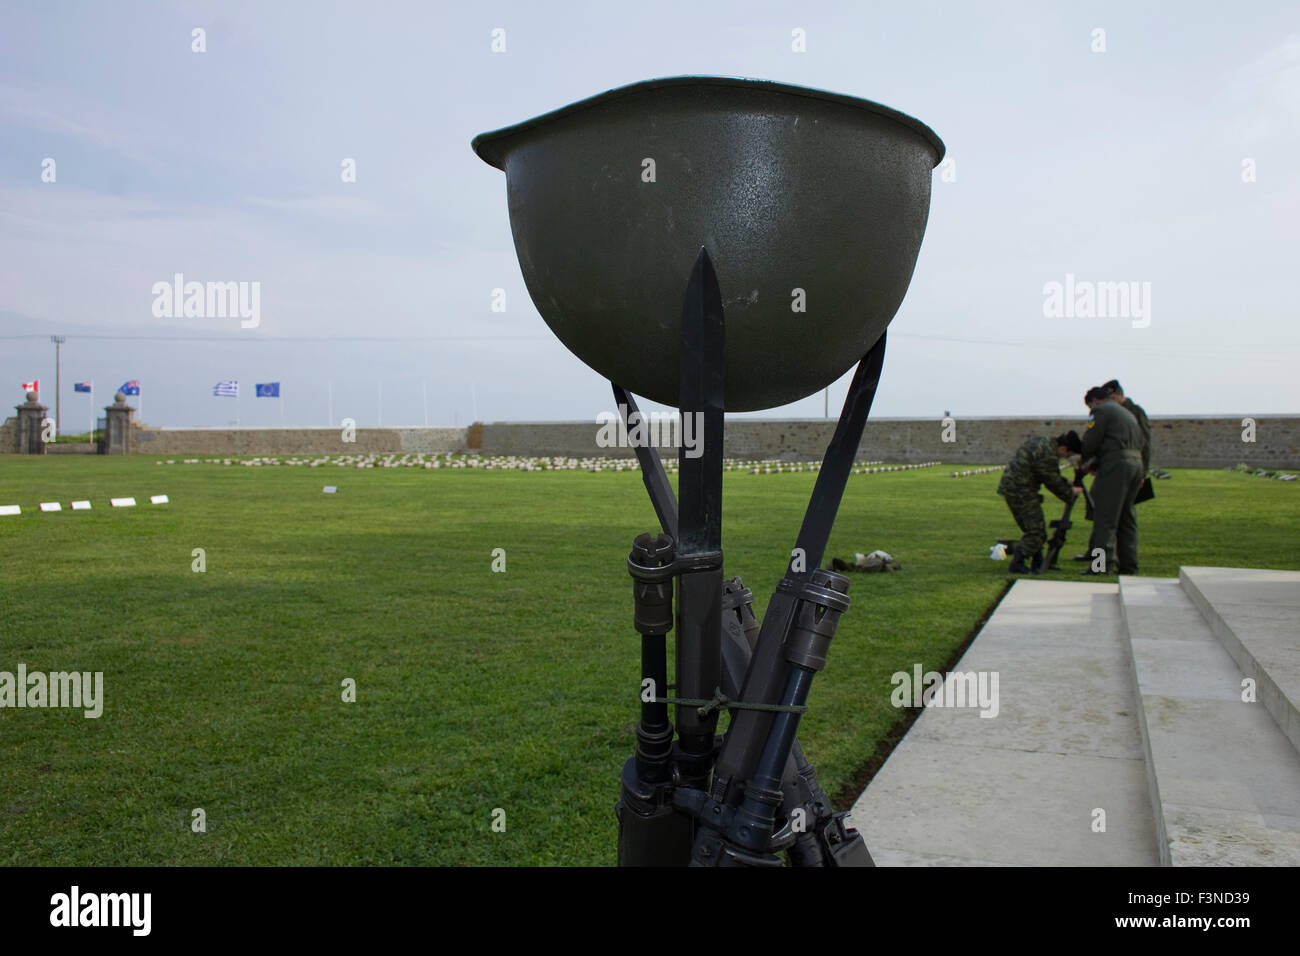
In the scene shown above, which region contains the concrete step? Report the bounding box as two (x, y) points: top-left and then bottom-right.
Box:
(849, 580), (1159, 866)
(1119, 576), (1300, 866)
(1179, 566), (1300, 755)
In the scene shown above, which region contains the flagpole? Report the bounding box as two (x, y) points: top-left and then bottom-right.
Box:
(88, 382), (93, 444)
(327, 381), (333, 427)
(378, 380), (382, 427)
(422, 379), (428, 427)
(280, 389), (284, 427)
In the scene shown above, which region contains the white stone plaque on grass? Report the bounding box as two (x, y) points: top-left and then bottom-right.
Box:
(0, 505), (20, 516)
(40, 502), (62, 512)
(71, 500), (92, 510)
(323, 486), (338, 494)
(110, 497), (136, 507)
(150, 495), (169, 504)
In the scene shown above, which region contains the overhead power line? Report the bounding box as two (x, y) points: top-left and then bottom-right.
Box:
(1, 331), (1296, 363)
(0, 333), (549, 342)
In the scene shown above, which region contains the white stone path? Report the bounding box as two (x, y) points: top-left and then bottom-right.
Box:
(849, 568), (1300, 866)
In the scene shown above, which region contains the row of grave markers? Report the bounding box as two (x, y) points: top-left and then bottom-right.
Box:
(0, 495), (169, 516)
(150, 454), (944, 474)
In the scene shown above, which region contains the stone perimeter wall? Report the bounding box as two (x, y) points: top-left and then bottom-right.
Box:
(1, 417), (1294, 469)
(129, 425), (466, 455)
(476, 417), (1297, 469)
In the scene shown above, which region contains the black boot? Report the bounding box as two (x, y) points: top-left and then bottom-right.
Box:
(1007, 545), (1032, 574)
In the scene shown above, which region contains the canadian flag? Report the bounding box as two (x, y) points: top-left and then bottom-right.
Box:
(21, 379), (38, 394)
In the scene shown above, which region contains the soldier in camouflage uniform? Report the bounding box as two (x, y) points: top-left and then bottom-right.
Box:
(998, 431), (1084, 573)
(1102, 379), (1151, 473)
(1081, 389), (1145, 574)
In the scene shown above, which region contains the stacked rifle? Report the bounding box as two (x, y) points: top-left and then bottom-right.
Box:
(615, 251), (875, 867)
(1036, 460), (1095, 574)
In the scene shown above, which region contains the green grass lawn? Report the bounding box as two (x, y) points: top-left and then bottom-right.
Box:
(0, 455), (1296, 865)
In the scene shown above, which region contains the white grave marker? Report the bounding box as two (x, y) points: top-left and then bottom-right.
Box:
(110, 497), (137, 507)
(150, 495), (169, 504)
(0, 505), (20, 516)
(71, 500), (92, 510)
(39, 502), (62, 512)
(323, 486), (338, 494)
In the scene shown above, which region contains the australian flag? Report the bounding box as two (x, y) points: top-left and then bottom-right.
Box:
(74, 382), (92, 393)
(119, 381), (140, 395)
(255, 382), (280, 398)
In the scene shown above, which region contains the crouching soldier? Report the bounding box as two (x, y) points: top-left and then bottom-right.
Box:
(997, 431), (1084, 573)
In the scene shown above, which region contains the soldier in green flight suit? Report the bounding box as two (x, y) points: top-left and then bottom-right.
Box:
(998, 431), (1084, 574)
(1101, 379), (1151, 473)
(1081, 387), (1146, 575)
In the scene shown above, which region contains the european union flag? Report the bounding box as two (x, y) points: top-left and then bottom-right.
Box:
(255, 382), (280, 398)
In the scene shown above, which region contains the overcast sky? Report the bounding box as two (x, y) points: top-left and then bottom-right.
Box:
(1, 1), (1296, 430)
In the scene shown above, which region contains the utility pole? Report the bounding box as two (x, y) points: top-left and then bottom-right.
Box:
(50, 335), (65, 436)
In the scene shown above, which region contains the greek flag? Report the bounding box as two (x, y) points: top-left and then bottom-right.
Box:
(213, 380), (239, 397)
